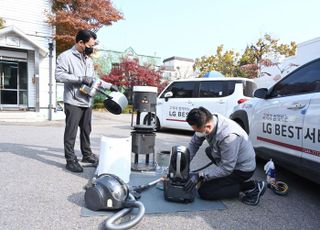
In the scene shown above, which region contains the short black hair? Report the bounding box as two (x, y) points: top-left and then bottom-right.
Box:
(186, 107), (213, 128)
(75, 30), (97, 43)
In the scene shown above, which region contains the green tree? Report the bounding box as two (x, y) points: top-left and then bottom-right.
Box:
(0, 17), (5, 28)
(193, 45), (241, 77)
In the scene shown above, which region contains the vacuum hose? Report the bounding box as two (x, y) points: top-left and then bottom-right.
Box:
(268, 180), (289, 196)
(104, 193), (145, 230)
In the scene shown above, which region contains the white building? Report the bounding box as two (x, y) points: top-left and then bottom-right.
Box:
(161, 56), (196, 81)
(0, 0), (61, 120)
(255, 37), (320, 88)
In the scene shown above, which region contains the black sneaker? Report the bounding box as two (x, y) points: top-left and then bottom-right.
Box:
(82, 154), (99, 164)
(241, 181), (267, 206)
(66, 160), (83, 173)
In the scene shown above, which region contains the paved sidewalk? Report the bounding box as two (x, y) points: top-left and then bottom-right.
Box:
(0, 111), (319, 230)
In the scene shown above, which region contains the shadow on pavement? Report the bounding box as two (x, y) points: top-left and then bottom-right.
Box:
(0, 143), (65, 168)
(68, 191), (86, 207)
(0, 143), (95, 180)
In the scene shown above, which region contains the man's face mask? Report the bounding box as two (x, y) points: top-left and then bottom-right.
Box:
(193, 123), (211, 138)
(195, 131), (206, 137)
(84, 46), (94, 56)
(80, 39), (96, 56)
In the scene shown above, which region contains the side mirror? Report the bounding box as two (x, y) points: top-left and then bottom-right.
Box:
(253, 88), (268, 99)
(164, 91), (173, 102)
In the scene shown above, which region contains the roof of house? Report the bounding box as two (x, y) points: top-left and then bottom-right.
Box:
(163, 56), (194, 63)
(0, 25), (48, 56)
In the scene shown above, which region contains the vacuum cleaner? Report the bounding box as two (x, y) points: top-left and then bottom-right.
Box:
(84, 174), (146, 230)
(83, 145), (198, 229)
(80, 78), (128, 115)
(163, 145), (196, 203)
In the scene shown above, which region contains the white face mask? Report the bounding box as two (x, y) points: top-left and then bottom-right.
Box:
(195, 131), (206, 137)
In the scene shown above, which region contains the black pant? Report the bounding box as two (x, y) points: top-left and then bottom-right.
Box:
(64, 103), (93, 162)
(198, 170), (256, 200)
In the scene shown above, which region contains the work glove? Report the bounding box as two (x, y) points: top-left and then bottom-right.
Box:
(110, 85), (119, 92)
(81, 76), (94, 86)
(184, 172), (201, 192)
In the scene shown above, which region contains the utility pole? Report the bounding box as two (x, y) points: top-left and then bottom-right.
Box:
(48, 41), (53, 121)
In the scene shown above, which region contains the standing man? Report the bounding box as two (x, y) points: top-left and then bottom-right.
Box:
(184, 107), (266, 205)
(55, 29), (117, 173)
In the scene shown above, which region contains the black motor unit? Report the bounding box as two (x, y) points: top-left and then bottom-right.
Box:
(164, 146), (196, 203)
(84, 174), (129, 211)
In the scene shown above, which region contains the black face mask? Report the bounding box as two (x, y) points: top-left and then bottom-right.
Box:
(84, 46), (94, 56)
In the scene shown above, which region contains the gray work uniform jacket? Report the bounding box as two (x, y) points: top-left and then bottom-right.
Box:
(55, 45), (94, 107)
(188, 114), (256, 181)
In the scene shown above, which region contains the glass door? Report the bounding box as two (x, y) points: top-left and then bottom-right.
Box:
(0, 61), (28, 108)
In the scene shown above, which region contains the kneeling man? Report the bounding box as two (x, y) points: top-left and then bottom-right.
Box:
(184, 107), (266, 205)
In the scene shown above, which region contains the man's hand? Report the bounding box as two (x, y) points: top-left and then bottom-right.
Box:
(184, 172), (201, 192)
(110, 85), (119, 92)
(82, 76), (94, 86)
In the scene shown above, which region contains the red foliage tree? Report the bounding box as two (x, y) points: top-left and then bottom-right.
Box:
(102, 58), (162, 88)
(101, 58), (167, 101)
(47, 0), (123, 54)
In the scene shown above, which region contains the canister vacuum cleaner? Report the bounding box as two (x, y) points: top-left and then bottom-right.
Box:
(84, 174), (147, 230)
(84, 145), (198, 229)
(84, 173), (163, 230)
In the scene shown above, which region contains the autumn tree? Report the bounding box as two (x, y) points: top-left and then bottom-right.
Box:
(194, 34), (297, 79)
(101, 58), (166, 103)
(240, 34), (297, 78)
(194, 45), (241, 77)
(47, 0), (123, 54)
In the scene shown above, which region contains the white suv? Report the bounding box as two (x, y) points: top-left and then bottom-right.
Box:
(144, 77), (256, 131)
(230, 58), (320, 184)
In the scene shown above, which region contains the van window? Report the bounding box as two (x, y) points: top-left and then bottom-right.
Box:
(199, 81), (235, 98)
(269, 59), (320, 98)
(160, 82), (196, 98)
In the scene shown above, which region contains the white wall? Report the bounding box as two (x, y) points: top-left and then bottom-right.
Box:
(27, 50), (36, 107)
(162, 57), (196, 80)
(0, 0), (52, 39)
(174, 59), (195, 79)
(0, 0), (56, 111)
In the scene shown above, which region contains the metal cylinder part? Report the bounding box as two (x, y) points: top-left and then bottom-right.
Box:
(131, 131), (156, 171)
(132, 86), (157, 112)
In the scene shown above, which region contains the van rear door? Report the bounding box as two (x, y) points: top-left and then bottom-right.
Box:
(301, 93), (320, 182)
(158, 81), (196, 130)
(192, 80), (236, 116)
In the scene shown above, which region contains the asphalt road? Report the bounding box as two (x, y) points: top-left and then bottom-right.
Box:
(0, 111), (319, 230)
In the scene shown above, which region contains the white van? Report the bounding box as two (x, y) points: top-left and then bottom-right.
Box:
(143, 77), (257, 131)
(230, 58), (320, 184)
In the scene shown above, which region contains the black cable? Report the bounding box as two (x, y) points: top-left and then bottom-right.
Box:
(191, 161), (214, 173)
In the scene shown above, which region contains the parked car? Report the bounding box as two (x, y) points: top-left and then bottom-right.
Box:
(143, 77), (257, 131)
(230, 58), (320, 184)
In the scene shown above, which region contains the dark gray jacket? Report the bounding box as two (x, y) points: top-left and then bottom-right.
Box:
(188, 114), (256, 181)
(55, 46), (94, 107)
